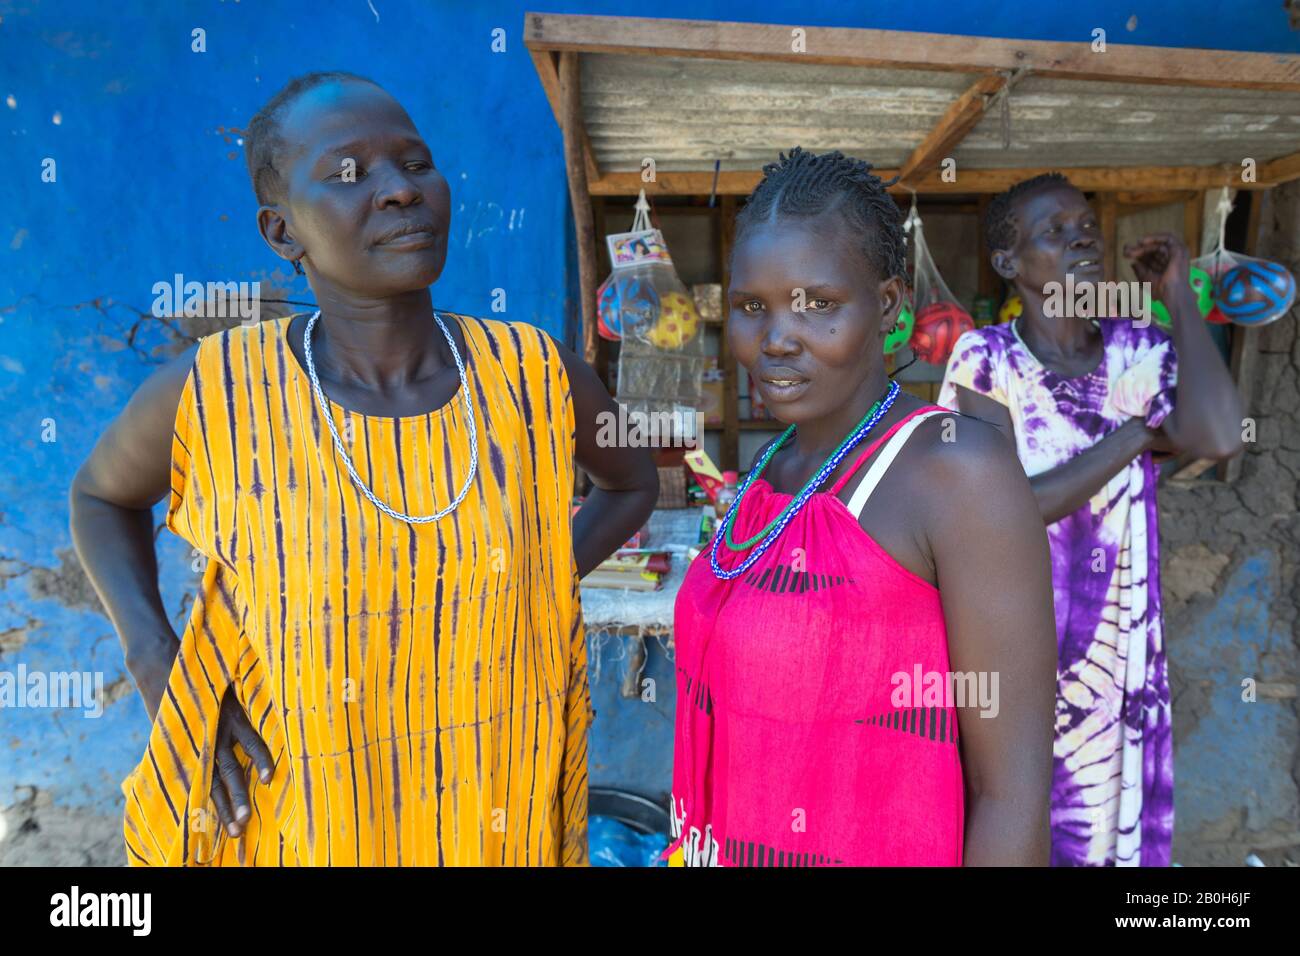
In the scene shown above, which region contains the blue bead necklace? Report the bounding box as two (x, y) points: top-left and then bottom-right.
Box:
(709, 380), (900, 580)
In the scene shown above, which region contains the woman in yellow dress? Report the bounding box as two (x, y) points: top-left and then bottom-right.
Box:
(69, 72), (658, 865)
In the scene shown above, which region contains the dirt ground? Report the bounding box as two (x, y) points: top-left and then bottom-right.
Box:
(0, 787), (124, 867)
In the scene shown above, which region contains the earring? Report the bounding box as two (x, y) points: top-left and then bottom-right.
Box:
(292, 258), (304, 276)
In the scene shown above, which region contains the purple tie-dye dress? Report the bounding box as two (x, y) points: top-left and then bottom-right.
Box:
(939, 319), (1177, 867)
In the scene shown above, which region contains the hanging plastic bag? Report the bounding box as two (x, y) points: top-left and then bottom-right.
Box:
(606, 190), (706, 423)
(596, 271), (657, 341)
(1187, 188), (1296, 328)
(902, 201), (973, 366)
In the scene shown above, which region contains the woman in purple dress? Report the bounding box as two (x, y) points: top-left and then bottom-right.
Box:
(940, 174), (1244, 865)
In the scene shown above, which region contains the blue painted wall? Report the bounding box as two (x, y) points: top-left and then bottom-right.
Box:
(1, 0), (1296, 855)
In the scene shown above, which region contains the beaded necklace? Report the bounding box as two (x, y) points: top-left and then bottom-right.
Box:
(709, 380), (900, 580)
(724, 388), (890, 551)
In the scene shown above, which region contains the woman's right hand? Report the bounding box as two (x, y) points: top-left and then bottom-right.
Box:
(210, 686), (276, 838)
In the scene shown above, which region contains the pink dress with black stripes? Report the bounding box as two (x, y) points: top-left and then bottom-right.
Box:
(667, 407), (965, 866)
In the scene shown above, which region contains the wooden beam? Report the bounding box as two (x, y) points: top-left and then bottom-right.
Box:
(588, 164), (1273, 196)
(559, 52), (600, 366)
(1115, 190), (1198, 208)
(1260, 150), (1300, 186)
(898, 74), (1006, 186)
(592, 170), (762, 196)
(524, 12), (1300, 92)
(528, 48), (600, 184)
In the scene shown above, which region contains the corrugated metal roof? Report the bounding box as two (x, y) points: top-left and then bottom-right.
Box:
(580, 52), (1300, 172)
(581, 53), (978, 171)
(953, 76), (1300, 168)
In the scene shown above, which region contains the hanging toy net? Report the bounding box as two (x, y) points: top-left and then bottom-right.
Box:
(600, 190), (706, 428)
(901, 200), (974, 367)
(1186, 187), (1296, 329)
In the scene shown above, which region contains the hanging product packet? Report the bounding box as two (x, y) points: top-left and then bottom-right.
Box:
(605, 190), (706, 428)
(902, 201), (973, 367)
(1189, 188), (1296, 328)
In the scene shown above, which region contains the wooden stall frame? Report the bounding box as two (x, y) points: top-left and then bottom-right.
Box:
(527, 12), (1300, 476)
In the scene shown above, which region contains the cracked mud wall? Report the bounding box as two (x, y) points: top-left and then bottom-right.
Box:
(1161, 180), (1300, 866)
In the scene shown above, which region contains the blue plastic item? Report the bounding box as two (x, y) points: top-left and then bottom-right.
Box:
(589, 814), (669, 867)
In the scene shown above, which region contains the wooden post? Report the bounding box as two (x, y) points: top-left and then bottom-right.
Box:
(591, 195), (611, 389)
(719, 195), (740, 472)
(1099, 194), (1118, 281)
(1218, 189), (1267, 483)
(559, 51), (599, 366)
(976, 194), (998, 299)
(1183, 190), (1204, 255)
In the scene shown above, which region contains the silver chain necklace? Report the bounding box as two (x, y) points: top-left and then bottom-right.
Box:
(302, 309), (478, 523)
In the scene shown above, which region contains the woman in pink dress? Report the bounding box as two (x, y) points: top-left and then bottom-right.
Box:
(667, 148), (1059, 866)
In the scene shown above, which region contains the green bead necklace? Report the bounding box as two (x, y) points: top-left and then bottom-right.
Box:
(723, 392), (889, 552)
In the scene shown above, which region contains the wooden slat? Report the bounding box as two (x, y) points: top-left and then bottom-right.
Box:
(524, 13), (1300, 92)
(588, 163), (1271, 196)
(559, 52), (600, 366)
(529, 48), (601, 184)
(898, 74), (1007, 185)
(1260, 150), (1300, 185)
(1183, 191), (1204, 256)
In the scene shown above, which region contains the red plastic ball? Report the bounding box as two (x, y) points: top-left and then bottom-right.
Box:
(911, 302), (974, 366)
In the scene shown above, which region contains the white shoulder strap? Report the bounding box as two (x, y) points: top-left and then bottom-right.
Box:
(845, 410), (948, 519)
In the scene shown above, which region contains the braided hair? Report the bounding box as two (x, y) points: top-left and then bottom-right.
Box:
(734, 147), (907, 281)
(984, 172), (1073, 253)
(244, 71), (381, 207)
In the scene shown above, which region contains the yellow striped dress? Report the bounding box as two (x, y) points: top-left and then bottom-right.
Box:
(121, 313), (590, 866)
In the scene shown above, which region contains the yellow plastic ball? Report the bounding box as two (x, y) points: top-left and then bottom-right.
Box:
(646, 291), (700, 350)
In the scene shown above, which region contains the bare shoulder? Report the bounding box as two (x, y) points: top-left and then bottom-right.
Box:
(72, 341), (202, 506)
(121, 342), (202, 435)
(908, 410), (1030, 510)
